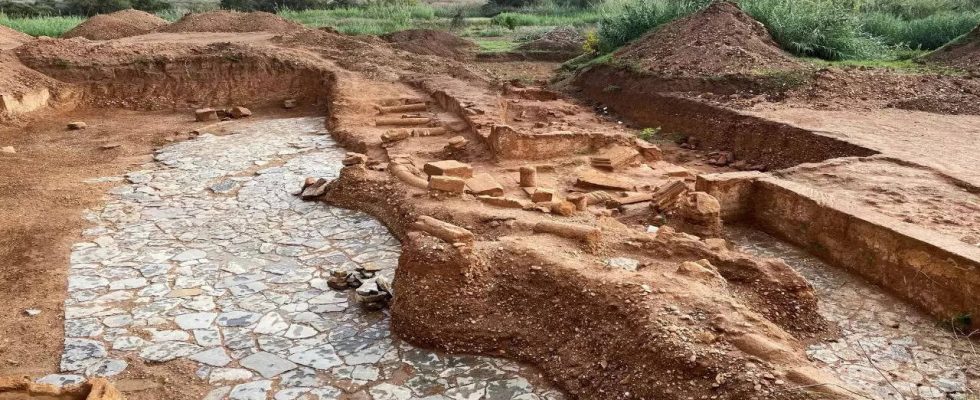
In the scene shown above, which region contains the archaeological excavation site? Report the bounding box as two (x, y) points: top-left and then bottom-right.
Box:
(0, 1), (978, 399)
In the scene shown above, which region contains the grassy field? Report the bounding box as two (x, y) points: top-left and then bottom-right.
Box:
(2, 0), (979, 62)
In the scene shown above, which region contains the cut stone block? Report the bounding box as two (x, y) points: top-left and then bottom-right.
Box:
(428, 175), (466, 193)
(465, 173), (504, 196)
(423, 160), (473, 179)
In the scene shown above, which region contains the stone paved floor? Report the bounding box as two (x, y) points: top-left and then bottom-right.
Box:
(730, 227), (979, 400)
(45, 117), (563, 400)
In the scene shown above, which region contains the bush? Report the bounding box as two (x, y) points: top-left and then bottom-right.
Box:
(220, 0), (331, 12)
(61, 0), (133, 16)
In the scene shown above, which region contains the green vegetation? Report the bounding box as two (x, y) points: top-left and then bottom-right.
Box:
(0, 12), (82, 36)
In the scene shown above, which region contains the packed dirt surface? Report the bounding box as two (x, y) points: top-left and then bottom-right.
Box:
(159, 10), (303, 34)
(776, 157), (980, 245)
(2, 11), (979, 400)
(926, 23), (980, 74)
(62, 10), (167, 40)
(381, 29), (478, 60)
(0, 25), (31, 50)
(751, 107), (980, 186)
(614, 1), (802, 77)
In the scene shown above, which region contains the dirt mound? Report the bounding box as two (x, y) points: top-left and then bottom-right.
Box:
(614, 1), (802, 77)
(1, 50), (73, 117)
(0, 25), (31, 50)
(517, 27), (583, 55)
(382, 29), (477, 59)
(926, 23), (980, 73)
(62, 9), (167, 40)
(160, 10), (304, 33)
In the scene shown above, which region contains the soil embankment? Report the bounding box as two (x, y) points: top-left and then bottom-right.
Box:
(62, 9), (167, 40)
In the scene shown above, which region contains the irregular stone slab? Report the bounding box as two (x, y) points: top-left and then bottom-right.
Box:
(209, 368), (254, 384)
(288, 345), (343, 370)
(175, 312), (217, 330)
(173, 249), (208, 262)
(217, 311), (261, 327)
(253, 312), (289, 334)
(239, 351), (297, 378)
(229, 380), (273, 400)
(139, 341), (201, 362)
(370, 383), (413, 400)
(61, 338), (107, 372)
(35, 374), (85, 387)
(282, 324), (317, 339)
(85, 358), (128, 377)
(190, 347), (233, 367)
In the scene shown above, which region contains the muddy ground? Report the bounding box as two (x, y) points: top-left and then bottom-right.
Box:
(1, 6), (979, 400)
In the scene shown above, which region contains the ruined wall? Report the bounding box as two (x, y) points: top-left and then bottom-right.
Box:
(698, 172), (980, 330)
(575, 65), (877, 169)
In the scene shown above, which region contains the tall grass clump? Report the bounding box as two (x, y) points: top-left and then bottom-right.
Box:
(0, 12), (83, 37)
(278, 2), (438, 35)
(739, 0), (887, 60)
(861, 10), (980, 49)
(595, 0), (707, 52)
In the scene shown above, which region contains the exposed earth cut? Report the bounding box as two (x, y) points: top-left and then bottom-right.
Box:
(1, 4), (978, 400)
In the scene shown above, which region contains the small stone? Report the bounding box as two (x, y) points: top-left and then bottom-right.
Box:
(253, 312), (289, 334)
(465, 173), (504, 196)
(607, 257), (639, 272)
(283, 99), (298, 109)
(1, 146), (14, 154)
(195, 108), (218, 122)
(36, 374), (85, 387)
(67, 122), (87, 130)
(24, 309), (41, 316)
(229, 106), (252, 118)
(85, 359), (127, 377)
(217, 311), (262, 327)
(172, 249), (207, 262)
(209, 368), (254, 384)
(283, 324), (317, 339)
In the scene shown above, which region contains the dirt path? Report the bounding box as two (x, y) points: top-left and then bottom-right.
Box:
(49, 116), (561, 399)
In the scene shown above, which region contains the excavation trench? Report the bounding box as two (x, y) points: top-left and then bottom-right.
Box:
(11, 37), (977, 400)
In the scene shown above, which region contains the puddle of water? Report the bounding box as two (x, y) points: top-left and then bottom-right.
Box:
(51, 117), (562, 400)
(727, 226), (979, 400)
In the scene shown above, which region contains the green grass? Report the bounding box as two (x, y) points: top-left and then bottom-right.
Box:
(861, 10), (980, 50)
(474, 38), (520, 52)
(0, 12), (83, 37)
(278, 4), (441, 35)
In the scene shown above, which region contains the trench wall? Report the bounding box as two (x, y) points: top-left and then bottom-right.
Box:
(23, 55), (334, 111)
(575, 65), (877, 169)
(698, 172), (980, 330)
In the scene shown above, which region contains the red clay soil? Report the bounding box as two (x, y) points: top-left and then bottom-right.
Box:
(0, 25), (31, 50)
(62, 9), (167, 40)
(614, 1), (802, 77)
(926, 23), (980, 74)
(159, 10), (303, 33)
(381, 29), (478, 60)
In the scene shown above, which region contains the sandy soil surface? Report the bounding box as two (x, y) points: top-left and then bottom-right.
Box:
(750, 107), (980, 187)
